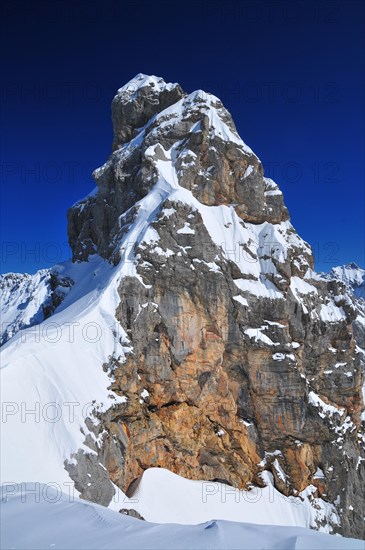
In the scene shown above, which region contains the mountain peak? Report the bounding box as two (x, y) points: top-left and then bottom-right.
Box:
(68, 75), (290, 264)
(345, 261), (362, 270)
(117, 73), (179, 95)
(112, 74), (185, 149)
(2, 75), (365, 541)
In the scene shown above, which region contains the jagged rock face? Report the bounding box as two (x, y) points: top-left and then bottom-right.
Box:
(111, 73), (186, 150)
(66, 75), (365, 539)
(99, 202), (363, 538)
(322, 264), (365, 368)
(68, 77), (289, 263)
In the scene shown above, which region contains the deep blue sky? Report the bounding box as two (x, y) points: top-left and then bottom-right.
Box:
(1, 0), (364, 274)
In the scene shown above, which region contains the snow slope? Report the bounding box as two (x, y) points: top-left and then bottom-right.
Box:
(1, 484), (362, 550)
(114, 468), (339, 532)
(0, 257), (129, 487)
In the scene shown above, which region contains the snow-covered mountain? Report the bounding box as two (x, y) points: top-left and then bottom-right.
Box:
(1, 74), (364, 545)
(0, 270), (51, 345)
(0, 268), (73, 346)
(323, 263), (365, 301)
(321, 263), (365, 359)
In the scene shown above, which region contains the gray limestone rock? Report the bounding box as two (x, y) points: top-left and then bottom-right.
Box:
(64, 74), (364, 539)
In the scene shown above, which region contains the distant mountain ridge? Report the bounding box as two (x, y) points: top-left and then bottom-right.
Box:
(0, 269), (72, 346)
(322, 263), (365, 301)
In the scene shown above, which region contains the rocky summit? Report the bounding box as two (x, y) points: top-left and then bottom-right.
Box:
(1, 74), (364, 540)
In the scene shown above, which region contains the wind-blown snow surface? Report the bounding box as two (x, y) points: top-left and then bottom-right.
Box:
(1, 484), (362, 550)
(111, 468), (340, 532)
(0, 257), (133, 487)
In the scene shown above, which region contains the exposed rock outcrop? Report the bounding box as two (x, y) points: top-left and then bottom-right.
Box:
(68, 77), (289, 264)
(65, 75), (365, 539)
(119, 508), (145, 520)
